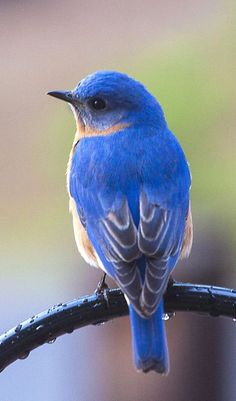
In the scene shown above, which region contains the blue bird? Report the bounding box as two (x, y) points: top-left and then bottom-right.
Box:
(48, 71), (193, 374)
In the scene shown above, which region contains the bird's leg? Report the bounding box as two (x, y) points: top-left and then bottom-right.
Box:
(95, 273), (108, 294)
(164, 275), (176, 320)
(95, 273), (110, 307)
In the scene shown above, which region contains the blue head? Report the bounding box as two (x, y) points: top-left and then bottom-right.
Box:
(48, 71), (167, 134)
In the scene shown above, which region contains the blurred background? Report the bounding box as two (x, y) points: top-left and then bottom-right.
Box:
(0, 0), (236, 400)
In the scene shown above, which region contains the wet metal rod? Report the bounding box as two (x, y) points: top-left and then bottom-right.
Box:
(0, 281), (236, 373)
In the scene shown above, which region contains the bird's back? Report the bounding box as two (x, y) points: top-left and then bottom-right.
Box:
(70, 126), (190, 226)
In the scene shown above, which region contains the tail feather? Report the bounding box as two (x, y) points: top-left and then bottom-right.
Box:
(129, 300), (169, 374)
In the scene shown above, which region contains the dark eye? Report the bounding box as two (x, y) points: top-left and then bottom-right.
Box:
(89, 97), (107, 111)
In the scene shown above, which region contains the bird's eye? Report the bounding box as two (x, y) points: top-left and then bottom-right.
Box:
(89, 97), (107, 111)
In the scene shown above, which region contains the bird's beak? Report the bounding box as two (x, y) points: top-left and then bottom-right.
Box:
(47, 90), (75, 105)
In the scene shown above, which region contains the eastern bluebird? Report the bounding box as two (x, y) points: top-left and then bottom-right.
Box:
(48, 71), (192, 374)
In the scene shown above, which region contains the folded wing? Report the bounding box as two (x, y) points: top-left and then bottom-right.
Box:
(138, 192), (186, 316)
(98, 199), (142, 311)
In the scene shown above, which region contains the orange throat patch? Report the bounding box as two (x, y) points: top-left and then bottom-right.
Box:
(75, 115), (129, 139)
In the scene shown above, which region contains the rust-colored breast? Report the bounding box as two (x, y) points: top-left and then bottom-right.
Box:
(180, 205), (193, 259)
(69, 197), (99, 267)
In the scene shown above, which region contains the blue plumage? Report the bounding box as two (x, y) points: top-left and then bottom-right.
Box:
(129, 302), (169, 373)
(48, 71), (192, 374)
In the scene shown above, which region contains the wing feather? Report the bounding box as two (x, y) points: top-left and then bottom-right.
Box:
(138, 191), (186, 316)
(97, 199), (143, 310)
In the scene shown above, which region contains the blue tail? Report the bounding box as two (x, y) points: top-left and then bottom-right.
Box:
(129, 300), (169, 374)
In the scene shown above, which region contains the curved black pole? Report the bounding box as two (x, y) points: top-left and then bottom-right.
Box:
(1, 281), (236, 373)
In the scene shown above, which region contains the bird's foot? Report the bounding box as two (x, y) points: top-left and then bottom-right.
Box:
(164, 275), (176, 320)
(167, 275), (175, 289)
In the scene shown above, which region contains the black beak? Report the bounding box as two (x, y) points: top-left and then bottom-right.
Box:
(47, 90), (75, 105)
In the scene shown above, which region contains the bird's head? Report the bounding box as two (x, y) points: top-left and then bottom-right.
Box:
(48, 71), (166, 137)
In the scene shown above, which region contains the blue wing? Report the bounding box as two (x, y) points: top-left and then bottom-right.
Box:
(69, 128), (191, 317)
